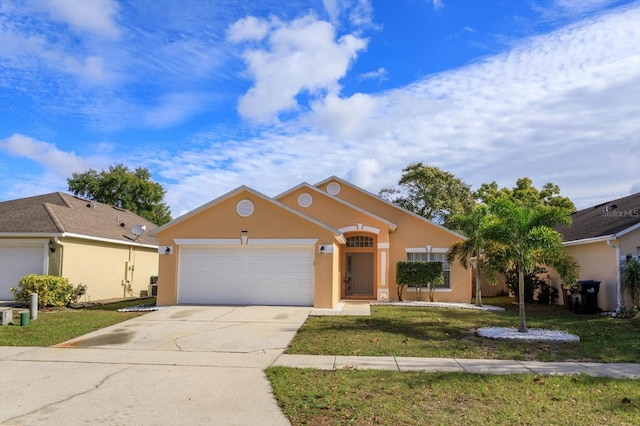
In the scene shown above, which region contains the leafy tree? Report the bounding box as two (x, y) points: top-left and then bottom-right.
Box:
(483, 199), (579, 332)
(379, 163), (474, 226)
(475, 178), (575, 213)
(68, 164), (172, 225)
(447, 204), (496, 307)
(621, 256), (640, 308)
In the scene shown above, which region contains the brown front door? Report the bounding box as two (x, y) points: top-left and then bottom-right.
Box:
(346, 253), (374, 297)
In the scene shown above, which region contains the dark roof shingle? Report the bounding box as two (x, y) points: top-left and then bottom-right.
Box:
(556, 192), (640, 241)
(0, 192), (158, 246)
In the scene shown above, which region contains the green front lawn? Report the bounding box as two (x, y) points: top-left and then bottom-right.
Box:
(267, 368), (640, 426)
(288, 301), (640, 362)
(270, 300), (640, 424)
(0, 298), (154, 347)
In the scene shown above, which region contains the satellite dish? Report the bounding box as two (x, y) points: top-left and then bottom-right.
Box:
(131, 225), (146, 239)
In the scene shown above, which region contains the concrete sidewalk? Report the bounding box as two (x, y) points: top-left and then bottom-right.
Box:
(273, 354), (640, 378)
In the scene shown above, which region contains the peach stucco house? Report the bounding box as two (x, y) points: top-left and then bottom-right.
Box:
(150, 176), (471, 309)
(550, 192), (640, 312)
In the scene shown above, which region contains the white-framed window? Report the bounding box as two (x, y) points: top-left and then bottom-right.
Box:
(406, 251), (450, 288)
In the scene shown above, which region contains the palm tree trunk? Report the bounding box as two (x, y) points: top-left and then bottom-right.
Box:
(475, 263), (483, 307)
(518, 268), (528, 332)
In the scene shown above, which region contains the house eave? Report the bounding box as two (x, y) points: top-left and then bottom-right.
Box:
(0, 232), (64, 238)
(562, 235), (615, 246)
(60, 232), (158, 249)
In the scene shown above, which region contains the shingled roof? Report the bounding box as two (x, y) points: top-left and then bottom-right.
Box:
(556, 192), (640, 242)
(0, 192), (159, 246)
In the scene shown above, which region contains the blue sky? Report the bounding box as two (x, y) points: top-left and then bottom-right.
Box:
(1, 0), (639, 217)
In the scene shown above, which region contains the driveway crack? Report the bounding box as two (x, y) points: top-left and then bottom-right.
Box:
(3, 365), (129, 424)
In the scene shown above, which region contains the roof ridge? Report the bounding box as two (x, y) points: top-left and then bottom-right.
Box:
(43, 202), (66, 233)
(56, 192), (74, 208)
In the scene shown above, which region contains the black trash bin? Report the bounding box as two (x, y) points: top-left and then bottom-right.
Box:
(571, 280), (601, 314)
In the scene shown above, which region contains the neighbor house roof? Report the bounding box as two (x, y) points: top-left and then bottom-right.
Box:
(0, 192), (159, 247)
(556, 192), (640, 243)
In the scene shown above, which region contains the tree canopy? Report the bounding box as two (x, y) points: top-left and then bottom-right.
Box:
(474, 177), (576, 213)
(379, 162), (475, 226)
(67, 164), (172, 226)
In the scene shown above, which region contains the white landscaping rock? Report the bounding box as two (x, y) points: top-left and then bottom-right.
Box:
(477, 327), (580, 342)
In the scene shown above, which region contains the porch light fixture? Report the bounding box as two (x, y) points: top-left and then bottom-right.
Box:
(48, 241), (55, 253)
(320, 245), (325, 254)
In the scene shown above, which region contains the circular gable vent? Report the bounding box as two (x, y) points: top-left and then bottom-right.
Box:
(236, 199), (255, 217)
(327, 182), (341, 195)
(298, 193), (313, 208)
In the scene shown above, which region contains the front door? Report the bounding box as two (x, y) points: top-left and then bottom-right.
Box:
(346, 253), (374, 297)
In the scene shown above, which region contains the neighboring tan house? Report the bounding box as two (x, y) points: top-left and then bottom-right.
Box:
(550, 192), (640, 312)
(150, 176), (471, 309)
(0, 192), (159, 302)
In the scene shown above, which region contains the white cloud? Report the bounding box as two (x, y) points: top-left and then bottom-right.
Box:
(158, 4), (640, 213)
(322, 0), (340, 24)
(433, 0), (444, 11)
(230, 14), (367, 122)
(0, 134), (89, 176)
(40, 0), (122, 39)
(144, 92), (210, 128)
(358, 67), (388, 82)
(226, 16), (272, 42)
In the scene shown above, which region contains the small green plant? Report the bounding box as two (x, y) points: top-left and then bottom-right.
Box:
(621, 256), (640, 308)
(11, 274), (80, 308)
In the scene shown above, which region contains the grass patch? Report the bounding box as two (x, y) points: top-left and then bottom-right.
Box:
(267, 367), (640, 425)
(288, 299), (640, 362)
(0, 298), (155, 347)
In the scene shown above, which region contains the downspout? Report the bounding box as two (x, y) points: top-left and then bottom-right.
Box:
(607, 237), (621, 313)
(53, 236), (64, 277)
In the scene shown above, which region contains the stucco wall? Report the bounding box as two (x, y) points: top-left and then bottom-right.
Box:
(154, 191), (340, 308)
(316, 180), (472, 303)
(549, 227), (640, 311)
(59, 237), (158, 301)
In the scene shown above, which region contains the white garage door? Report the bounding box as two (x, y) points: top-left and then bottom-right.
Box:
(178, 246), (314, 306)
(0, 243), (47, 300)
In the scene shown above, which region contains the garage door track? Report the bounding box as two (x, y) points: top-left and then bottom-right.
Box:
(0, 305), (311, 425)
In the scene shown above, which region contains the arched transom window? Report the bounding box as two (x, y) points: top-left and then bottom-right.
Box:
(346, 235), (374, 248)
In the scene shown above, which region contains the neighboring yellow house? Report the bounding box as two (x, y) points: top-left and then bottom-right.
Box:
(150, 176), (471, 309)
(0, 193), (159, 302)
(550, 192), (640, 312)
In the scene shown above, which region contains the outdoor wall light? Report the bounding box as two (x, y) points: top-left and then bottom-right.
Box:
(48, 241), (56, 253)
(241, 230), (248, 245)
(320, 245), (325, 254)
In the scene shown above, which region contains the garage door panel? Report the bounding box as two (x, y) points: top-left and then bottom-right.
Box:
(178, 246), (314, 306)
(0, 245), (46, 300)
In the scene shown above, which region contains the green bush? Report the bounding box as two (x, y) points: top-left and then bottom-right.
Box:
(396, 261), (444, 301)
(11, 274), (79, 308)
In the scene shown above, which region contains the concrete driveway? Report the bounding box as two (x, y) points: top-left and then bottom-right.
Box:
(0, 305), (311, 425)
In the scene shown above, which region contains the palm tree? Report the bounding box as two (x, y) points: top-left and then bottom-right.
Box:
(447, 204), (492, 307)
(484, 199), (579, 332)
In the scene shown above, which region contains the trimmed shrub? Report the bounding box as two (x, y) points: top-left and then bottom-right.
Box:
(11, 274), (78, 308)
(396, 261), (444, 301)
